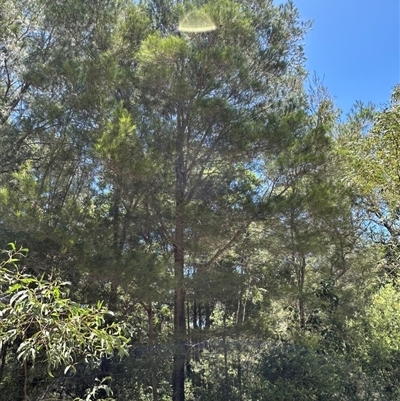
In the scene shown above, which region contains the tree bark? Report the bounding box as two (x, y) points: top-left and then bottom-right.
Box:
(193, 299), (198, 330)
(172, 243), (186, 401)
(172, 104), (186, 401)
(148, 303), (159, 401)
(298, 256), (306, 329)
(0, 343), (7, 383)
(205, 303), (211, 330)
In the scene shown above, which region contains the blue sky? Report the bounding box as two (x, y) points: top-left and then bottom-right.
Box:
(276, 0), (400, 116)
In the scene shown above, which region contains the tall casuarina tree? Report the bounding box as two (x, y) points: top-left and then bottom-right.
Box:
(136, 1), (309, 399)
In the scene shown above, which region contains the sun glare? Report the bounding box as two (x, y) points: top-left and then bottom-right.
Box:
(178, 9), (217, 33)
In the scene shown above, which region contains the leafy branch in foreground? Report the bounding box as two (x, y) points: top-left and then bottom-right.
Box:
(0, 243), (130, 397)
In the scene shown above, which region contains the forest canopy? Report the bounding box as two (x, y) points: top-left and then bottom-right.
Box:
(0, 0), (399, 400)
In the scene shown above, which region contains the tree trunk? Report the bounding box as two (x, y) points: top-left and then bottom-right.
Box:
(198, 303), (202, 331)
(0, 343), (7, 383)
(193, 299), (198, 330)
(172, 242), (186, 401)
(205, 303), (211, 330)
(298, 256), (306, 329)
(223, 312), (229, 390)
(172, 105), (186, 401)
(100, 185), (123, 380)
(148, 303), (159, 401)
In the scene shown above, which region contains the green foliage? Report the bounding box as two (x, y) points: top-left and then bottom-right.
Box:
(74, 377), (116, 401)
(0, 244), (129, 377)
(348, 282), (400, 399)
(366, 283), (400, 353)
(258, 343), (378, 401)
(2, 0), (399, 399)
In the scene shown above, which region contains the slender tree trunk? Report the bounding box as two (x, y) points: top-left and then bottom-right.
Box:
(102, 185), (122, 385)
(0, 343), (7, 383)
(186, 297), (191, 344)
(223, 312), (229, 391)
(236, 298), (242, 326)
(290, 211), (306, 329)
(109, 184), (122, 311)
(186, 297), (192, 379)
(205, 303), (211, 330)
(193, 299), (198, 330)
(147, 303), (159, 401)
(172, 104), (186, 401)
(198, 303), (202, 331)
(235, 288), (243, 401)
(298, 256), (306, 328)
(172, 242), (186, 401)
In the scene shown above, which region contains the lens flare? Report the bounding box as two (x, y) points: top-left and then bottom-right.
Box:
(178, 9), (217, 33)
